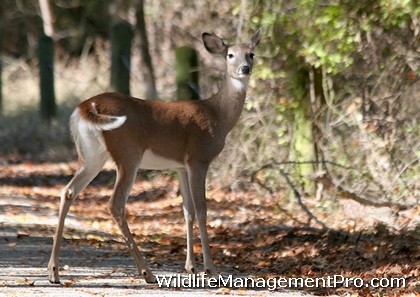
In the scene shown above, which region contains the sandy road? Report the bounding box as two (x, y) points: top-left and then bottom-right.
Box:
(0, 195), (312, 297)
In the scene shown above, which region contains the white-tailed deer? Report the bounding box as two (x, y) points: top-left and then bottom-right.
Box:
(48, 29), (262, 284)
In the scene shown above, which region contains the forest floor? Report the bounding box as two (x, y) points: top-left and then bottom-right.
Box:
(0, 159), (418, 296)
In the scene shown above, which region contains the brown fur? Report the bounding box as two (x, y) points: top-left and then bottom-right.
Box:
(78, 92), (224, 165)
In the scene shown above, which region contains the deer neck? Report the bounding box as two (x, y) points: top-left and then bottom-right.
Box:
(209, 74), (249, 135)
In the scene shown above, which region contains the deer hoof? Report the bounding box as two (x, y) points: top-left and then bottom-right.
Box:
(185, 264), (197, 274)
(48, 266), (61, 284)
(142, 270), (157, 283)
(204, 267), (218, 278)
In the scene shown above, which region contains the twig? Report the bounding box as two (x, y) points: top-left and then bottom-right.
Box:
(271, 160), (354, 171)
(246, 224), (329, 235)
(314, 171), (416, 211)
(276, 166), (329, 230)
(276, 204), (307, 226)
(252, 162), (329, 230)
(253, 159), (417, 215)
(251, 171), (305, 226)
(385, 157), (419, 201)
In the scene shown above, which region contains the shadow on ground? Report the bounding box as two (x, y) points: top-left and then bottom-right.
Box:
(0, 164), (418, 296)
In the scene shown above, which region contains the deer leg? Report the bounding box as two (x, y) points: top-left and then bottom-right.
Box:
(108, 162), (156, 283)
(48, 155), (106, 283)
(178, 169), (197, 274)
(186, 162), (216, 276)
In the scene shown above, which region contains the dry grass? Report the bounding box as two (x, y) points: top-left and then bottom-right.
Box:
(0, 49), (170, 161)
(1, 55), (108, 162)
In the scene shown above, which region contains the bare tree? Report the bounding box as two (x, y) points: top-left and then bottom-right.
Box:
(39, 0), (54, 37)
(109, 0), (133, 95)
(135, 0), (157, 99)
(0, 22), (3, 113)
(38, 0), (56, 121)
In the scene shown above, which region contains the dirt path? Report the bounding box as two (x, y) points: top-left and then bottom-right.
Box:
(0, 163), (417, 296)
(0, 195), (311, 297)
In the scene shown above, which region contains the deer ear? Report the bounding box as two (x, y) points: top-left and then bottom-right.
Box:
(202, 33), (228, 55)
(250, 28), (262, 48)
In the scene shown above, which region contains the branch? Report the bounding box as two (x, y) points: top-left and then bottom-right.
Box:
(314, 173), (416, 211)
(253, 160), (417, 213)
(247, 224), (329, 235)
(252, 163), (329, 230)
(276, 166), (329, 230)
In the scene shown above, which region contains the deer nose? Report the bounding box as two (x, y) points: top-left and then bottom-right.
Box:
(240, 65), (250, 75)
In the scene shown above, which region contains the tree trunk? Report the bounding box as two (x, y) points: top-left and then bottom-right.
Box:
(135, 0), (157, 99)
(309, 67), (325, 171)
(0, 23), (3, 114)
(110, 21), (133, 95)
(38, 0), (56, 121)
(38, 34), (56, 120)
(287, 66), (317, 194)
(175, 46), (199, 100)
(39, 0), (54, 37)
(291, 93), (316, 193)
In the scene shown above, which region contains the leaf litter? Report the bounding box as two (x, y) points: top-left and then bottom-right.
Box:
(0, 160), (418, 296)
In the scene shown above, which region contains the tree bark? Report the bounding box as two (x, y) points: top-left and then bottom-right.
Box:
(38, 34), (56, 120)
(175, 46), (199, 100)
(291, 94), (315, 193)
(0, 23), (3, 113)
(38, 0), (56, 121)
(39, 0), (54, 37)
(287, 66), (316, 194)
(110, 21), (133, 95)
(135, 0), (157, 99)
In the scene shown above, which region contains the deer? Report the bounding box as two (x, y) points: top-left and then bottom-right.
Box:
(48, 28), (262, 284)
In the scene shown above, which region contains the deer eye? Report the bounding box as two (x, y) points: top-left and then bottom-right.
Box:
(227, 53), (234, 59)
(249, 53), (255, 59)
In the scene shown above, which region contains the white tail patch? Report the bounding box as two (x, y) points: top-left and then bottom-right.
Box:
(96, 115), (127, 131)
(70, 108), (108, 162)
(71, 107), (127, 133)
(90, 102), (127, 131)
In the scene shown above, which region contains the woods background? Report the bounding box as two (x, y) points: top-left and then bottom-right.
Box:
(1, 0), (418, 210)
(0, 1), (419, 294)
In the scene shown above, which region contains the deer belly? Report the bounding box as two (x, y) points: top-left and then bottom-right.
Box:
(139, 149), (184, 170)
